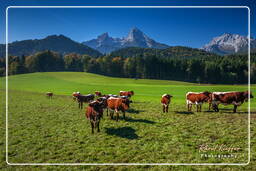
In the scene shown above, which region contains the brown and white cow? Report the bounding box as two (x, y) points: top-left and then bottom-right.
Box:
(161, 94), (173, 113)
(186, 91), (212, 112)
(46, 92), (53, 98)
(107, 97), (132, 121)
(119, 91), (134, 98)
(77, 94), (95, 109)
(85, 101), (104, 134)
(211, 91), (253, 113)
(72, 92), (80, 101)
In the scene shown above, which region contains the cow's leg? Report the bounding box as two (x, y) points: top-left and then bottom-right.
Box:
(187, 104), (190, 112)
(213, 104), (219, 112)
(163, 105), (165, 113)
(123, 111), (126, 120)
(233, 105), (237, 113)
(116, 110), (119, 121)
(196, 105), (198, 112)
(208, 103), (212, 111)
(91, 121), (94, 134)
(110, 110), (114, 119)
(190, 104), (193, 112)
(97, 120), (100, 132)
(166, 105), (169, 113)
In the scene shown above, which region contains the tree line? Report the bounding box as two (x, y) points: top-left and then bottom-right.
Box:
(0, 50), (255, 84)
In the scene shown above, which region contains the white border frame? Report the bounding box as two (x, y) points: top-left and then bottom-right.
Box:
(5, 6), (251, 166)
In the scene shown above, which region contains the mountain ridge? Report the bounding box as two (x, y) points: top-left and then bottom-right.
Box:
(201, 33), (256, 55)
(0, 34), (102, 57)
(83, 27), (169, 54)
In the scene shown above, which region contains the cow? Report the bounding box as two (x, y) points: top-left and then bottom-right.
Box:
(107, 97), (132, 121)
(186, 91), (212, 112)
(161, 94), (173, 113)
(46, 92), (53, 98)
(119, 91), (134, 98)
(95, 91), (102, 97)
(211, 91), (253, 113)
(77, 94), (95, 109)
(72, 92), (80, 101)
(85, 101), (104, 134)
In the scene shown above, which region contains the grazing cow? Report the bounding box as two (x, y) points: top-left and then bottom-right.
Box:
(85, 101), (104, 134)
(72, 92), (80, 101)
(77, 94), (95, 109)
(211, 91), (253, 113)
(161, 94), (173, 113)
(186, 91), (212, 112)
(95, 91), (102, 97)
(46, 92), (53, 98)
(119, 91), (134, 98)
(107, 97), (132, 121)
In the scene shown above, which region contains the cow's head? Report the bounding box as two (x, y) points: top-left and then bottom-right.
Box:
(130, 91), (134, 95)
(89, 101), (103, 113)
(97, 97), (107, 108)
(166, 94), (173, 99)
(122, 99), (131, 110)
(243, 91), (254, 101)
(73, 92), (80, 97)
(203, 91), (212, 101)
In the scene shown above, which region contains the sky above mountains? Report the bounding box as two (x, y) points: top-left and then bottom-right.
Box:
(0, 0), (255, 48)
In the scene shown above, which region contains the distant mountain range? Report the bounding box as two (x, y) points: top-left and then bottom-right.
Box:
(0, 35), (102, 57)
(201, 33), (256, 55)
(82, 27), (169, 54)
(1, 29), (255, 58)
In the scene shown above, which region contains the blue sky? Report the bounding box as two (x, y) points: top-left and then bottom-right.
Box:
(0, 0), (255, 48)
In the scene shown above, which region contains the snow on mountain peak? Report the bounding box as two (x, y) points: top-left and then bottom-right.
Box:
(202, 33), (255, 55)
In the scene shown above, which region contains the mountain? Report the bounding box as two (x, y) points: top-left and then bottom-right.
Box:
(83, 27), (169, 54)
(201, 33), (256, 55)
(0, 35), (102, 57)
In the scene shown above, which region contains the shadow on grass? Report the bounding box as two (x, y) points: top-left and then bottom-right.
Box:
(105, 127), (139, 139)
(126, 108), (145, 114)
(174, 111), (194, 115)
(124, 117), (156, 124)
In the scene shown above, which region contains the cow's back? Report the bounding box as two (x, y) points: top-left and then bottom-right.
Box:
(107, 98), (122, 110)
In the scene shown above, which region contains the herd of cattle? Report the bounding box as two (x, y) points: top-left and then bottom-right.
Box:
(46, 90), (253, 133)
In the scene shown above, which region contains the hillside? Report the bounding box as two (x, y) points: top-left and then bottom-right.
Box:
(2, 72), (254, 103)
(109, 46), (217, 58)
(0, 35), (102, 57)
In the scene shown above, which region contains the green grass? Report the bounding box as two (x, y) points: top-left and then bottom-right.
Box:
(1, 72), (256, 170)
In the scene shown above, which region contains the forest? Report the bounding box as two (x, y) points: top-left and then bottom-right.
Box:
(0, 47), (255, 84)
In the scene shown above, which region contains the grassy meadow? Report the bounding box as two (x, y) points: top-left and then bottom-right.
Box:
(1, 72), (256, 170)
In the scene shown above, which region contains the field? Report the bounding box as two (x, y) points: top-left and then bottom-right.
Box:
(1, 72), (256, 170)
